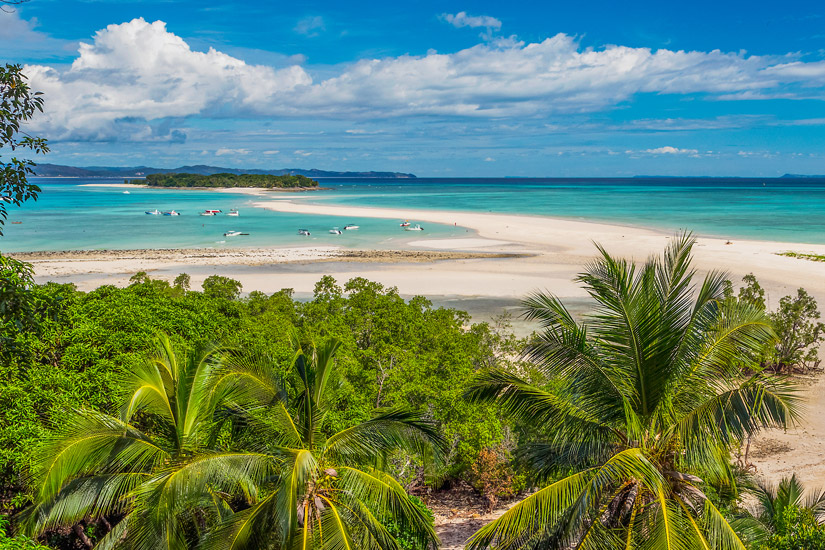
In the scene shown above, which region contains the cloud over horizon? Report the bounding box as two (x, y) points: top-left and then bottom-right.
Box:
(18, 17), (825, 147)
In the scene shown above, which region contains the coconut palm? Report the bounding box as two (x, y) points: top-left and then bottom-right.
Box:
(744, 474), (825, 538)
(202, 336), (443, 550)
(465, 234), (800, 549)
(19, 334), (246, 549)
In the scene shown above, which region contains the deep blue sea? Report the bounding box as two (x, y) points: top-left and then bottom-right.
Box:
(3, 177), (825, 252)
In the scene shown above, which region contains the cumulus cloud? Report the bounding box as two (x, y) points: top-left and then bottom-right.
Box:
(21, 18), (825, 142)
(643, 146), (700, 155)
(441, 11), (502, 30)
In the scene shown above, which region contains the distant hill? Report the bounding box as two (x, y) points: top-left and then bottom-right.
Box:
(780, 174), (825, 178)
(32, 163), (416, 179)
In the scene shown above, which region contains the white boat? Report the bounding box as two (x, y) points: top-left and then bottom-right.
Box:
(162, 210), (180, 216)
(223, 230), (249, 237)
(145, 209), (161, 215)
(227, 209), (239, 217)
(200, 209), (222, 216)
(400, 220), (411, 227)
(123, 191), (130, 194)
(329, 228), (343, 235)
(344, 224), (359, 230)
(298, 229), (311, 236)
(404, 224), (424, 231)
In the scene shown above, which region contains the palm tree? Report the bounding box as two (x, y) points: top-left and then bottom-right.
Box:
(20, 334), (243, 549)
(201, 336), (444, 550)
(744, 474), (825, 539)
(465, 235), (800, 549)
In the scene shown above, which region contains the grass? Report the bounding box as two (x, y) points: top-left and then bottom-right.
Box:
(778, 251), (825, 262)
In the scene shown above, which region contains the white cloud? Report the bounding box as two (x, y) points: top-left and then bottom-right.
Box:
(294, 16), (325, 37)
(293, 150), (312, 156)
(643, 146), (700, 154)
(262, 150), (280, 155)
(215, 148), (250, 156)
(442, 12), (502, 30)
(21, 18), (825, 142)
(0, 11), (76, 59)
(484, 157), (495, 161)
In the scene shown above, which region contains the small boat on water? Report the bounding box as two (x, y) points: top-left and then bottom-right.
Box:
(224, 230), (249, 237)
(400, 220), (411, 227)
(404, 224), (424, 231)
(162, 210), (180, 216)
(145, 209), (161, 215)
(344, 224), (359, 230)
(298, 229), (311, 236)
(123, 191), (130, 194)
(11, 221), (21, 225)
(227, 209), (239, 217)
(200, 209), (222, 216)
(329, 228), (343, 235)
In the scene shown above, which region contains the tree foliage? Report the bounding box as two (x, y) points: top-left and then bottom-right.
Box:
(726, 274), (825, 372)
(0, 64), (48, 234)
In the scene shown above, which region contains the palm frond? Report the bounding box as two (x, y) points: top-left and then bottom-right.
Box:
(324, 408), (445, 466)
(28, 409), (168, 504)
(336, 466), (437, 549)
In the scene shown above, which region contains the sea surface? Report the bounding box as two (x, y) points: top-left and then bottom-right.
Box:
(3, 177), (825, 252)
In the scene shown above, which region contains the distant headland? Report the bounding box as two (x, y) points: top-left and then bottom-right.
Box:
(32, 163), (416, 179)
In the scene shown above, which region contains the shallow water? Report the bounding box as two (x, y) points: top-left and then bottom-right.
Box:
(1, 180), (467, 252)
(4, 176), (825, 252)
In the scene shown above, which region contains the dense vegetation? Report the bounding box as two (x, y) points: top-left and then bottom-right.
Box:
(137, 173), (319, 188)
(3, 238), (825, 548)
(0, 273), (519, 539)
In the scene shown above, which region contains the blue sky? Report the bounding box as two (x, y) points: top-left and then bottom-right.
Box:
(4, 0), (825, 176)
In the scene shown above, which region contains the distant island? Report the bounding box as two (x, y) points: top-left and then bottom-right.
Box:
(135, 172), (319, 189)
(32, 163), (416, 179)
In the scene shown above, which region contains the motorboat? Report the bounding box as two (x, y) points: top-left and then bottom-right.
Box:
(123, 191), (130, 194)
(329, 228), (343, 235)
(343, 224), (359, 230)
(162, 210), (180, 216)
(298, 229), (311, 236)
(227, 209), (239, 217)
(400, 220), (411, 227)
(200, 209), (222, 216)
(145, 209), (161, 215)
(404, 224), (424, 231)
(223, 230), (249, 237)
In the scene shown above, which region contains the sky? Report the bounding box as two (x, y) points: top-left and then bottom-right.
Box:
(4, 0), (825, 176)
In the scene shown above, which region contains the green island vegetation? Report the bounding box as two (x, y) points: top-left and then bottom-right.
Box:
(779, 251), (825, 263)
(132, 172), (319, 189)
(6, 64), (825, 550)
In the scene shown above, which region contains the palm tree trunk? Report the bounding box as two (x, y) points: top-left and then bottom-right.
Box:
(73, 523), (93, 548)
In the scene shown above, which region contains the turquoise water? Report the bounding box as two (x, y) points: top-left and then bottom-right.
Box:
(311, 177), (825, 244)
(4, 177), (825, 252)
(0, 180), (467, 252)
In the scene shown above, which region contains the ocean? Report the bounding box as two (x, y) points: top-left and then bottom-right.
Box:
(3, 177), (825, 252)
